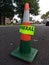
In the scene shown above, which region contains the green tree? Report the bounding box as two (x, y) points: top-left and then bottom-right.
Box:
(0, 0), (14, 17)
(46, 11), (49, 17)
(0, 0), (14, 24)
(41, 11), (49, 24)
(46, 11), (49, 15)
(41, 14), (47, 19)
(15, 0), (40, 18)
(41, 11), (49, 20)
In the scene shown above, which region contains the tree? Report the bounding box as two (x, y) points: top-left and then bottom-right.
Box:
(15, 0), (40, 18)
(41, 11), (49, 24)
(41, 14), (47, 19)
(0, 0), (14, 17)
(0, 0), (14, 24)
(46, 11), (49, 17)
(41, 11), (49, 19)
(41, 11), (49, 20)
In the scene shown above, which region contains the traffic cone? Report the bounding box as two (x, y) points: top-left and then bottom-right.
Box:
(19, 3), (31, 54)
(11, 3), (38, 62)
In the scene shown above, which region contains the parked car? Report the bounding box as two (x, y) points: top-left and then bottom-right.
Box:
(46, 21), (49, 26)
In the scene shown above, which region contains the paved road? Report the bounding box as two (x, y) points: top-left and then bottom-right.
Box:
(0, 24), (49, 65)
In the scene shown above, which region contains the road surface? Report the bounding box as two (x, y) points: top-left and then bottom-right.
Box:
(0, 24), (49, 65)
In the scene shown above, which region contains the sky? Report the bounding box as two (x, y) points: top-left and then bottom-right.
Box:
(39, 0), (49, 15)
(30, 0), (49, 21)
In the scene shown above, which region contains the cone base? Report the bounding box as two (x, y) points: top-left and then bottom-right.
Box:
(11, 47), (38, 62)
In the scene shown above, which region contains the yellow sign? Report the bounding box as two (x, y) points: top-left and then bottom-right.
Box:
(19, 25), (35, 35)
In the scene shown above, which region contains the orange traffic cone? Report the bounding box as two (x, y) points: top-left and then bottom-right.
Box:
(11, 3), (38, 62)
(20, 3), (31, 54)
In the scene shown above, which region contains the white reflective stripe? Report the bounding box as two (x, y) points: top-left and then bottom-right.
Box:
(23, 10), (29, 22)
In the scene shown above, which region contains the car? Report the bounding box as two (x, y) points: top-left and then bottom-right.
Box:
(46, 21), (49, 26)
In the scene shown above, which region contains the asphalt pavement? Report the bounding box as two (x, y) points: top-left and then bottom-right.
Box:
(0, 24), (49, 65)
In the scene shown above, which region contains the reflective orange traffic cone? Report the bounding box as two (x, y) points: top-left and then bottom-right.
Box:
(20, 3), (31, 54)
(11, 3), (38, 62)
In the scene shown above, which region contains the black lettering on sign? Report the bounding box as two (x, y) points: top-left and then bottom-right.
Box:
(26, 26), (29, 30)
(32, 27), (34, 31)
(29, 27), (32, 31)
(20, 25), (34, 31)
(20, 26), (25, 30)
